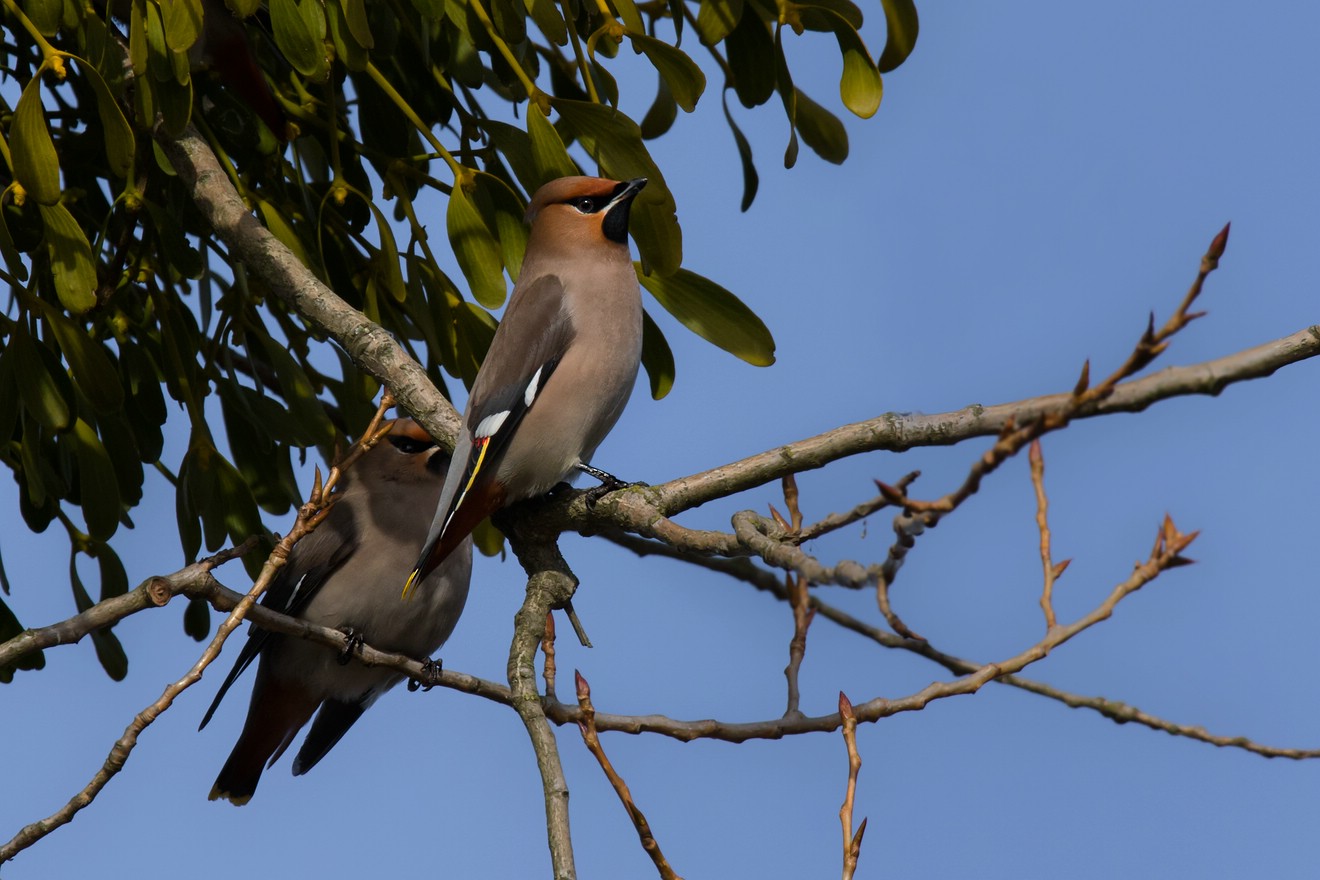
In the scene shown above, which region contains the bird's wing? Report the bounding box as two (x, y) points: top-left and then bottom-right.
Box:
(291, 699), (369, 776)
(434, 276), (576, 536)
(198, 510), (359, 731)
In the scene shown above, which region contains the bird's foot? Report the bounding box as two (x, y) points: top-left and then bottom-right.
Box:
(336, 627), (365, 665)
(576, 463), (648, 509)
(408, 657), (444, 692)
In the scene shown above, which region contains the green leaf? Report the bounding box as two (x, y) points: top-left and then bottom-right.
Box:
(46, 312), (125, 414)
(12, 75), (62, 206)
(270, 0), (328, 79)
(348, 188), (406, 301)
(97, 546), (129, 601)
(482, 119), (540, 193)
(327, 0), (369, 70)
(640, 74), (678, 140)
(628, 32), (706, 113)
(877, 0), (918, 72)
(129, 0), (148, 74)
(159, 0), (203, 52)
(152, 73), (194, 137)
(794, 87), (848, 164)
(254, 196), (313, 267)
(69, 55), (135, 179)
(636, 265), (776, 366)
(23, 0), (62, 35)
(0, 202), (28, 282)
(527, 103), (580, 187)
(722, 90), (759, 212)
(183, 596), (211, 640)
(39, 203), (98, 314)
(796, 0), (862, 30)
(340, 0), (374, 47)
(524, 0), (566, 45)
(725, 8), (775, 109)
(176, 443), (203, 561)
(472, 171), (529, 281)
(69, 418), (122, 542)
(224, 0), (261, 18)
(609, 0), (644, 32)
(640, 308), (675, 399)
(551, 99), (682, 276)
(453, 301), (497, 388)
(774, 27), (799, 168)
(797, 5), (881, 118)
(95, 410), (145, 507)
(695, 0), (742, 45)
(0, 342), (20, 449)
(471, 517), (505, 557)
(447, 177), (508, 309)
(11, 323), (72, 431)
(70, 552), (128, 680)
(251, 331), (336, 446)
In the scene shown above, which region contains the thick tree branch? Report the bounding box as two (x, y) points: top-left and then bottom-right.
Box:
(583, 326), (1320, 529)
(156, 126), (463, 451)
(498, 511), (582, 880)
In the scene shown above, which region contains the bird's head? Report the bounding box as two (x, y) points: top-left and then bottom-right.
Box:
(351, 418), (450, 490)
(524, 176), (648, 250)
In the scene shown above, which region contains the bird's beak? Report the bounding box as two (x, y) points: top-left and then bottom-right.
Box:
(607, 177), (648, 210)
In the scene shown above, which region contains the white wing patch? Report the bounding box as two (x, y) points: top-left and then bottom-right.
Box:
(284, 573), (309, 611)
(475, 410), (511, 440)
(524, 365), (544, 407)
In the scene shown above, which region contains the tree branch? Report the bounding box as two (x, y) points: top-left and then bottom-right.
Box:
(156, 126), (463, 451)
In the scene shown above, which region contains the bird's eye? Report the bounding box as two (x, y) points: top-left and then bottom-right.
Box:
(388, 435), (435, 455)
(572, 197), (597, 214)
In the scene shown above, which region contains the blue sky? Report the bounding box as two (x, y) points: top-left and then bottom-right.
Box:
(5, 2), (1320, 877)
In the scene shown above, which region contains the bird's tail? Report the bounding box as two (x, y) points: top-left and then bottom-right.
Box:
(403, 479), (502, 599)
(209, 678), (317, 805)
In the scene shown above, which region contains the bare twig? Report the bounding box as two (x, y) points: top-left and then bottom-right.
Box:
(784, 573), (815, 718)
(603, 529), (1320, 759)
(576, 672), (683, 880)
(0, 543), (253, 863)
(544, 514), (1199, 742)
(0, 541), (255, 671)
(838, 693), (867, 880)
(1029, 440), (1069, 631)
(0, 397), (396, 866)
(795, 471), (919, 544)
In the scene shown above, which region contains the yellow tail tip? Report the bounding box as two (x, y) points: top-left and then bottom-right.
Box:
(401, 569), (421, 600)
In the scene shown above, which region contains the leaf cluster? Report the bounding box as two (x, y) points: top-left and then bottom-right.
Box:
(0, 0), (917, 677)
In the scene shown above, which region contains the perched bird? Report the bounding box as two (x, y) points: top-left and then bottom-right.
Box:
(404, 176), (648, 595)
(201, 419), (473, 805)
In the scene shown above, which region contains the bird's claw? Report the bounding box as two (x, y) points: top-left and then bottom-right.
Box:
(408, 657), (444, 692)
(336, 628), (365, 665)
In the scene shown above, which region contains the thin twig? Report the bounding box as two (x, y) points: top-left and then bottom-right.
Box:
(544, 514), (1199, 742)
(784, 572), (815, 719)
(603, 530), (1320, 758)
(838, 693), (867, 880)
(576, 672), (683, 880)
(0, 397), (396, 866)
(1030, 440), (1069, 631)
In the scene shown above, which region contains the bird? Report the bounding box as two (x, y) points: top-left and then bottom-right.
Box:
(403, 175), (648, 596)
(200, 418), (473, 805)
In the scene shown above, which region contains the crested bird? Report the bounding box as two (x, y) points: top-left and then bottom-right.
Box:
(201, 419), (473, 805)
(404, 175), (648, 595)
